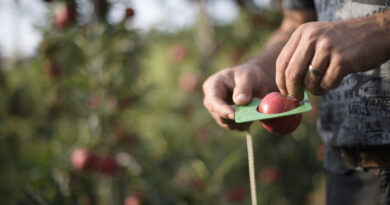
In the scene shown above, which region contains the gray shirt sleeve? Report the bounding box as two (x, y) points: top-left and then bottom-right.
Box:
(283, 0), (315, 9)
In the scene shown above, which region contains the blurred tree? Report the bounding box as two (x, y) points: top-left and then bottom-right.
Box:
(0, 0), (324, 205)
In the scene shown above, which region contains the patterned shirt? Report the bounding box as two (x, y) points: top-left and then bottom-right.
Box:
(283, 0), (390, 172)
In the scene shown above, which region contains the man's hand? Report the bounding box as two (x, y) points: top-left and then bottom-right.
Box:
(202, 63), (276, 131)
(202, 8), (317, 131)
(276, 12), (390, 100)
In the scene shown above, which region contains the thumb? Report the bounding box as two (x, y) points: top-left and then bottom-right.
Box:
(233, 72), (253, 106)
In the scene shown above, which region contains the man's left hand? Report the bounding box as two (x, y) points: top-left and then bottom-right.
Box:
(275, 12), (390, 100)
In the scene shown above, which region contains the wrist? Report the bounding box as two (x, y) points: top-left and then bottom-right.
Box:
(355, 11), (390, 58)
(241, 62), (278, 93)
(376, 11), (390, 58)
(341, 11), (390, 64)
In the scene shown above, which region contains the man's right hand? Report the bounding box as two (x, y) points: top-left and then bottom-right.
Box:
(202, 63), (276, 131)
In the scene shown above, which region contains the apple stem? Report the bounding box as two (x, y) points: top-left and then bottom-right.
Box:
(246, 130), (258, 205)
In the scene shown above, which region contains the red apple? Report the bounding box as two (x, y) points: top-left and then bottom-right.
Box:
(117, 96), (134, 111)
(179, 73), (199, 93)
(124, 194), (141, 205)
(125, 8), (135, 20)
(114, 125), (137, 146)
(98, 155), (119, 175)
(170, 45), (187, 63)
(191, 179), (206, 192)
(44, 61), (62, 80)
(71, 148), (98, 172)
(54, 4), (76, 29)
(226, 187), (247, 202)
(260, 165), (280, 185)
(258, 92), (302, 135)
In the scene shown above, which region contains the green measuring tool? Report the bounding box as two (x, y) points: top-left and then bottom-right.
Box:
(235, 92), (312, 123)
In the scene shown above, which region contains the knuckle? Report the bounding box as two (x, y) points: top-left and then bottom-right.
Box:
(302, 24), (320, 40)
(319, 38), (333, 52)
(202, 78), (212, 92)
(202, 83), (208, 94)
(217, 121), (229, 130)
(296, 23), (308, 32)
(203, 98), (209, 109)
(276, 56), (287, 71)
(333, 52), (350, 70)
(306, 29), (320, 40)
(320, 84), (330, 91)
(219, 119), (233, 130)
(285, 68), (300, 83)
(321, 78), (340, 91)
(305, 80), (315, 90)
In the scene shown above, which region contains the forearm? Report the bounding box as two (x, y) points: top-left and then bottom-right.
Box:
(333, 10), (390, 73)
(272, 9), (390, 99)
(366, 10), (390, 51)
(359, 10), (390, 60)
(245, 9), (317, 92)
(246, 28), (293, 91)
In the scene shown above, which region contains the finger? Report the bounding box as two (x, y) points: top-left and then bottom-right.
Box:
(320, 56), (346, 91)
(284, 38), (315, 101)
(304, 42), (330, 95)
(232, 69), (255, 105)
(204, 96), (235, 120)
(209, 95), (235, 120)
(210, 111), (252, 131)
(203, 74), (235, 120)
(210, 111), (231, 130)
(276, 31), (302, 96)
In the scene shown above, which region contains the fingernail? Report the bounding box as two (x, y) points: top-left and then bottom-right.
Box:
(228, 113), (235, 120)
(236, 94), (248, 104)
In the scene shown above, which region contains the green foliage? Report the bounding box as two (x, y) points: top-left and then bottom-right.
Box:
(0, 1), (324, 205)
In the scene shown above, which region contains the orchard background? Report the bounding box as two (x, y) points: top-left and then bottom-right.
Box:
(0, 0), (325, 204)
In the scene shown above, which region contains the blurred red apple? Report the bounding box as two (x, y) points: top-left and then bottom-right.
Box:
(44, 61), (62, 80)
(98, 155), (119, 175)
(54, 4), (76, 29)
(87, 93), (103, 110)
(117, 96), (134, 111)
(71, 148), (98, 172)
(170, 45), (187, 63)
(258, 92), (302, 135)
(125, 8), (135, 19)
(260, 165), (280, 185)
(252, 14), (267, 27)
(191, 179), (206, 192)
(226, 187), (247, 202)
(195, 127), (214, 142)
(179, 73), (199, 93)
(114, 124), (137, 146)
(124, 194), (141, 205)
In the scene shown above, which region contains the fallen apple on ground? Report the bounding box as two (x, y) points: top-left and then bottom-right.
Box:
(258, 92), (302, 135)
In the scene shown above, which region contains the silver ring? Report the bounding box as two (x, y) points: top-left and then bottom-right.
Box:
(308, 65), (323, 76)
